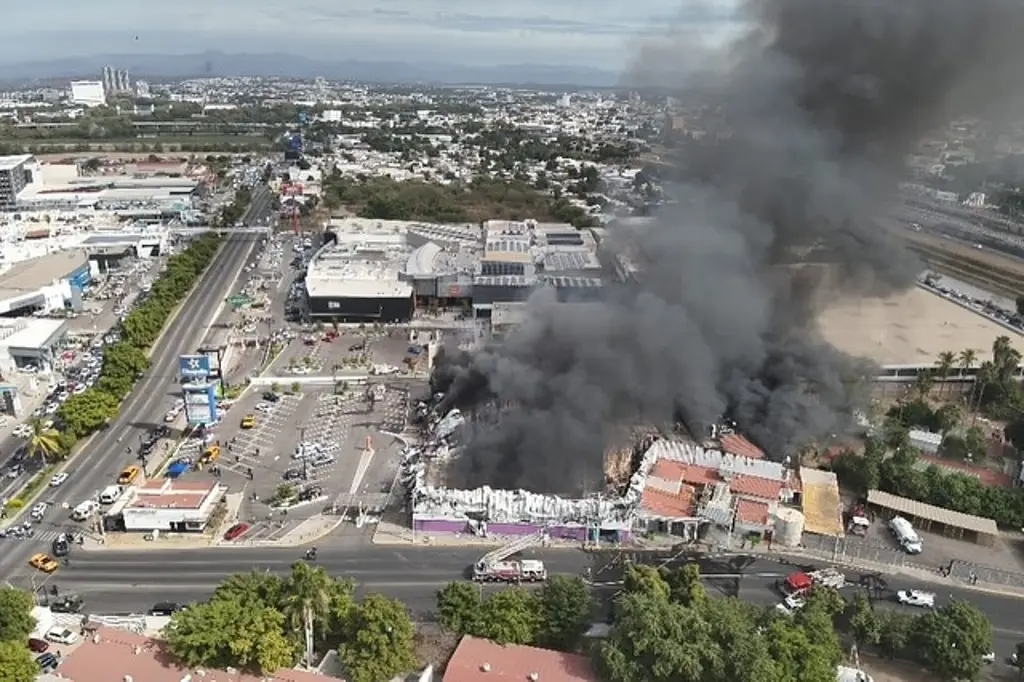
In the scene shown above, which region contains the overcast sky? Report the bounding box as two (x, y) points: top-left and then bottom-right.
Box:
(1, 0), (741, 68)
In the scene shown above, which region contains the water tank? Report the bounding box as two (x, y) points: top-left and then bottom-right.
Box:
(773, 507), (805, 547)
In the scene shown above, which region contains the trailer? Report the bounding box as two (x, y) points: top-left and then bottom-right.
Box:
(471, 528), (549, 583)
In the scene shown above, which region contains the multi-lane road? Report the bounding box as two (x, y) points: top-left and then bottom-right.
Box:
(24, 547), (1024, 658)
(0, 188), (273, 576)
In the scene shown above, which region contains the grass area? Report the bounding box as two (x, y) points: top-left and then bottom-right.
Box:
(4, 465), (56, 510)
(324, 176), (598, 227)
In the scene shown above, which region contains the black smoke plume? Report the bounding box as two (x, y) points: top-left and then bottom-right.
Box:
(434, 0), (1024, 494)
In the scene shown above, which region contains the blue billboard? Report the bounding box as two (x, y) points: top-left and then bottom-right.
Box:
(183, 383), (218, 425)
(179, 355), (211, 379)
(68, 265), (91, 290)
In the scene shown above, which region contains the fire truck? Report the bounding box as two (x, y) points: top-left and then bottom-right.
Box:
(471, 529), (549, 583)
(779, 568), (847, 596)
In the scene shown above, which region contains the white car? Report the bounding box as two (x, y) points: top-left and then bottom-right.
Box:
(254, 403), (273, 413)
(896, 590), (935, 608)
(46, 628), (79, 645)
(30, 502), (48, 520)
(12, 424), (31, 438)
(775, 594), (806, 616)
(49, 472), (69, 487)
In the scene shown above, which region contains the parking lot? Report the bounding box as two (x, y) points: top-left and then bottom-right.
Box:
(161, 382), (409, 543)
(267, 325), (432, 381)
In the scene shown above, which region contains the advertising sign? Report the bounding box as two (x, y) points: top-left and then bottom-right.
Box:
(178, 355), (211, 379)
(183, 383), (218, 425)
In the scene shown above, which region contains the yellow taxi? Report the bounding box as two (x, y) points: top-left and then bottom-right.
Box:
(240, 414), (256, 429)
(29, 553), (58, 573)
(198, 445), (221, 468)
(118, 465), (142, 485)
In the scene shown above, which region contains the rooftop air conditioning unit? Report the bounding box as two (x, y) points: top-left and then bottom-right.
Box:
(481, 663), (491, 672)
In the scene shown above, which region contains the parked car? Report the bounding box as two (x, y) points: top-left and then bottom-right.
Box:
(223, 523), (250, 541)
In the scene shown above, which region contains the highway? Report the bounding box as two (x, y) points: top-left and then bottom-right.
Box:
(0, 187), (273, 577)
(18, 547), (1024, 658)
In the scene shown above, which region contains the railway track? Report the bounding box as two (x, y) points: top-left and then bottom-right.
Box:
(907, 242), (1024, 299)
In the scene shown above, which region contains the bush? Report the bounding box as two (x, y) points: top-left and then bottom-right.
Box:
(4, 498), (24, 510)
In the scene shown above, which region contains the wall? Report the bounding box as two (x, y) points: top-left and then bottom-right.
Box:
(412, 518), (602, 542)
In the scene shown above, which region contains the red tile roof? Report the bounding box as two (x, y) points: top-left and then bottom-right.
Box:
(640, 484), (696, 518)
(57, 627), (335, 682)
(650, 458), (688, 481)
(734, 499), (770, 526)
(720, 434), (766, 460)
(679, 465), (720, 487)
(443, 636), (597, 682)
(729, 474), (783, 501)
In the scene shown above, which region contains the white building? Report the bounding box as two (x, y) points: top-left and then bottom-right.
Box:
(69, 80), (106, 107)
(105, 479), (226, 532)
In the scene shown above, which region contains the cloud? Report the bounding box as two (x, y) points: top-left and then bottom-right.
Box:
(0, 0), (741, 67)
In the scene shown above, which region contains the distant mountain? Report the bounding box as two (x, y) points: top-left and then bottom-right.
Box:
(0, 50), (621, 88)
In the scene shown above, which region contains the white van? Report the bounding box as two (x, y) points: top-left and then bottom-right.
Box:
(99, 485), (124, 505)
(71, 500), (98, 522)
(889, 516), (923, 554)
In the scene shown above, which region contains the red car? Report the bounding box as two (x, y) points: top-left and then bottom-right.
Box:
(223, 523), (250, 541)
(27, 638), (48, 653)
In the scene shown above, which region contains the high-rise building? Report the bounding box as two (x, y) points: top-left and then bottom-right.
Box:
(135, 80), (151, 98)
(116, 69), (131, 93)
(70, 80), (106, 107)
(0, 155), (33, 211)
(102, 65), (115, 94)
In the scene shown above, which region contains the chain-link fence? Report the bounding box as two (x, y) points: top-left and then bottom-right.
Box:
(798, 533), (936, 574)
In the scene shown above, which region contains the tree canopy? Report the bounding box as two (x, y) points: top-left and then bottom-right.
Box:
(595, 564), (992, 682)
(323, 174), (598, 228)
(0, 640), (37, 682)
(165, 564), (416, 681)
(435, 575), (592, 651)
(0, 588), (38, 682)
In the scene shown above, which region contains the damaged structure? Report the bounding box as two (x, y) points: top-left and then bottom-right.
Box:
(402, 408), (834, 546)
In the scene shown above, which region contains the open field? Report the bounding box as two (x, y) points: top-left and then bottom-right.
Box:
(816, 286), (1024, 366)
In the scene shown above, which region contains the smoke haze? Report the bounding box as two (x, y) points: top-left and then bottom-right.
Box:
(434, 0), (1024, 494)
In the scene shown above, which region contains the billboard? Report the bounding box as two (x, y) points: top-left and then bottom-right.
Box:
(179, 355), (211, 379)
(183, 383), (218, 425)
(68, 265), (91, 290)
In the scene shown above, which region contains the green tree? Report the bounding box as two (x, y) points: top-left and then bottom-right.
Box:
(849, 594), (880, 647)
(164, 597), (297, 674)
(0, 588), (36, 641)
(0, 639), (37, 682)
(663, 563), (708, 609)
(56, 389), (120, 438)
(537, 575), (592, 650)
(26, 419), (61, 462)
(878, 611), (914, 658)
(213, 570), (283, 607)
(102, 342), (151, 381)
(936, 351), (956, 396)
(912, 600), (991, 681)
(281, 561), (335, 665)
(478, 588), (542, 646)
(435, 581), (482, 636)
(622, 564), (671, 600)
(339, 594), (417, 682)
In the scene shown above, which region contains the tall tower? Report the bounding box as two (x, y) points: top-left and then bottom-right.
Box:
(102, 65), (115, 94)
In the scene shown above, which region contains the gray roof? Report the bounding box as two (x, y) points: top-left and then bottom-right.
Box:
(542, 251), (601, 272)
(473, 275), (535, 287)
(539, 275), (604, 288)
(866, 489), (998, 536)
(0, 251), (88, 302)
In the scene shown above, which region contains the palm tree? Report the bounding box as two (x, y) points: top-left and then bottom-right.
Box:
(914, 370), (934, 401)
(992, 335), (1022, 382)
(282, 561), (333, 666)
(28, 420), (62, 462)
(958, 348), (977, 377)
(936, 351), (956, 397)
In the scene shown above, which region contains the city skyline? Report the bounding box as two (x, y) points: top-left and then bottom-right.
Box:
(0, 0), (741, 69)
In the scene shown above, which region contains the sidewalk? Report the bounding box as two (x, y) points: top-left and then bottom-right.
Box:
(370, 520), (575, 549)
(236, 514), (345, 547)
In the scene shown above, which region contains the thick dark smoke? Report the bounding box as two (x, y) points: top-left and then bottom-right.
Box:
(434, 0), (1024, 494)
